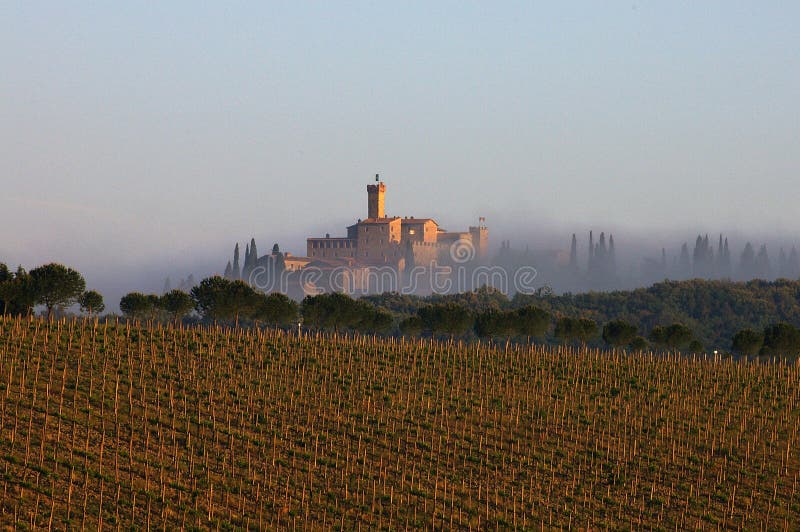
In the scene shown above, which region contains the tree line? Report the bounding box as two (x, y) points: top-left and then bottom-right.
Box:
(116, 278), (800, 359)
(5, 262), (800, 359)
(0, 263), (104, 318)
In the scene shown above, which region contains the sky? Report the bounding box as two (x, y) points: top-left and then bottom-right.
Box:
(1, 2), (799, 300)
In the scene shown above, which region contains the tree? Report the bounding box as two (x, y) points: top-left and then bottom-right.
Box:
(629, 336), (648, 351)
(731, 328), (764, 356)
(29, 263), (86, 318)
(602, 319), (638, 347)
(360, 309), (393, 334)
(120, 292), (158, 320)
(0, 264), (12, 315)
(474, 310), (513, 339)
(191, 277), (258, 325)
(576, 318), (598, 343)
(232, 243), (241, 280)
(158, 289), (194, 323)
(252, 292), (298, 327)
(649, 323), (693, 350)
(78, 290), (105, 317)
(418, 304), (473, 337)
(760, 322), (800, 359)
(300, 293), (386, 332)
(0, 266), (35, 316)
(688, 339), (705, 354)
(399, 316), (424, 337)
(554, 317), (580, 344)
(513, 306), (551, 337)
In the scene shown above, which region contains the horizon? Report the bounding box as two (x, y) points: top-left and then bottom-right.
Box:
(2, 2), (799, 306)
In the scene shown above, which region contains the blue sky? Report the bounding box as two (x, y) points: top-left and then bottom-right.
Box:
(1, 2), (799, 295)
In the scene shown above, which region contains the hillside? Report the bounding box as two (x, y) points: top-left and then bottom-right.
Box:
(366, 279), (800, 349)
(0, 316), (798, 528)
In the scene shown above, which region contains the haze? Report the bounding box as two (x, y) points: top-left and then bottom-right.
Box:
(2, 2), (799, 306)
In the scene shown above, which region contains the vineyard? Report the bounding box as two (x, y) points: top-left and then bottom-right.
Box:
(0, 316), (798, 529)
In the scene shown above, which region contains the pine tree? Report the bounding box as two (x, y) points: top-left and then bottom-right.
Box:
(224, 261), (233, 279)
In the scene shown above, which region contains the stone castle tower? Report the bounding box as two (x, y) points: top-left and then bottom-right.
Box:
(307, 176), (488, 265)
(367, 178), (386, 219)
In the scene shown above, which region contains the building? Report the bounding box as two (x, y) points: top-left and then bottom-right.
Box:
(306, 176), (488, 269)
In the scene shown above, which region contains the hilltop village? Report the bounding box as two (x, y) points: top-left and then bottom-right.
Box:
(218, 177), (800, 297)
(222, 177), (488, 295)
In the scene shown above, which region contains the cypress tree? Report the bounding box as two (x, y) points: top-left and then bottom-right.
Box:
(250, 238), (258, 266)
(569, 234), (578, 271)
(243, 243), (251, 281)
(755, 244), (771, 279)
(679, 243), (691, 279)
(233, 243), (241, 279)
(789, 247), (800, 279)
(740, 242), (756, 280)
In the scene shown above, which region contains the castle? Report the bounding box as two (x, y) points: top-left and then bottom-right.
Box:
(306, 176), (488, 270)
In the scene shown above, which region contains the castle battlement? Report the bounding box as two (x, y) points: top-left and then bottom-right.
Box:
(306, 178), (487, 267)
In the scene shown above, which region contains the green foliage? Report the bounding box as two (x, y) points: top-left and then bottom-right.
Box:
(301, 293), (389, 333)
(252, 293), (298, 327)
(760, 322), (800, 359)
(731, 329), (764, 356)
(474, 310), (515, 338)
(120, 292), (159, 320)
(191, 277), (258, 324)
(555, 317), (597, 344)
(648, 324), (694, 350)
(511, 279), (800, 351)
(78, 290), (105, 316)
(512, 306), (551, 337)
(474, 305), (550, 339)
(688, 339), (705, 354)
(399, 316), (424, 336)
(159, 290), (194, 322)
(602, 320), (638, 347)
(0, 265), (35, 316)
(29, 263), (86, 318)
(360, 308), (393, 334)
(418, 303), (473, 337)
(629, 336), (649, 351)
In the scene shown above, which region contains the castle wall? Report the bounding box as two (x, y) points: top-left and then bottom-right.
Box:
(307, 237), (357, 259)
(356, 218), (402, 261)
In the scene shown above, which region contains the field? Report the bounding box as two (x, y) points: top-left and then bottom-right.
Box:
(0, 316), (798, 529)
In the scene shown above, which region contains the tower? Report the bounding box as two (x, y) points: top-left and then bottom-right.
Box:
(367, 175), (386, 219)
